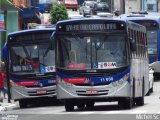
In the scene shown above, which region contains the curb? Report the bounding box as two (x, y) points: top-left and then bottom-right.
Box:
(0, 103), (18, 111)
(5, 103), (18, 111)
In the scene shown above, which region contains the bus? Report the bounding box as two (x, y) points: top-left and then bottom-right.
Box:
(119, 14), (160, 89)
(52, 19), (149, 111)
(3, 28), (56, 108)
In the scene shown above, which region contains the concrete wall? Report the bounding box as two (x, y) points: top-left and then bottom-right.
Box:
(7, 11), (18, 34)
(114, 0), (125, 14)
(125, 0), (141, 14)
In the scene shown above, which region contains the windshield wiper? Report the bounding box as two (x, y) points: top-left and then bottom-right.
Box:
(39, 62), (47, 66)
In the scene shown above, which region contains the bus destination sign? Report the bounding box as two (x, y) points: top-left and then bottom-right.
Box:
(58, 23), (125, 32)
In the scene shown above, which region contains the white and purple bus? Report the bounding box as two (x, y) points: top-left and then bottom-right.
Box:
(3, 28), (56, 108)
(52, 19), (149, 111)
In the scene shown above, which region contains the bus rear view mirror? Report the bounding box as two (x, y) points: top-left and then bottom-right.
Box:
(129, 38), (136, 51)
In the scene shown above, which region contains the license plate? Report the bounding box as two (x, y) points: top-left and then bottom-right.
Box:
(36, 90), (47, 94)
(86, 90), (98, 94)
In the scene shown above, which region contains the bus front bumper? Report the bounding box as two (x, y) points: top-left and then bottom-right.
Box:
(57, 81), (131, 100)
(10, 85), (56, 100)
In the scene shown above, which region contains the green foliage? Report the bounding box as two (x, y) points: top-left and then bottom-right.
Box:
(1, 0), (10, 4)
(50, 4), (69, 23)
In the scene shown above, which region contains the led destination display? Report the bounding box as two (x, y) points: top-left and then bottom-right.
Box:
(57, 22), (126, 32)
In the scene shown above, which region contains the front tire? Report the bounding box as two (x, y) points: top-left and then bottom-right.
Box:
(136, 79), (144, 106)
(77, 102), (85, 110)
(124, 98), (133, 109)
(150, 87), (153, 93)
(19, 99), (27, 108)
(86, 102), (95, 110)
(65, 100), (74, 111)
(119, 98), (133, 109)
(135, 97), (144, 106)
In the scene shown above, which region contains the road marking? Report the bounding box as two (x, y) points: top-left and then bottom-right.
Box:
(157, 111), (160, 114)
(130, 110), (147, 114)
(97, 111), (122, 114)
(53, 110), (123, 115)
(76, 112), (95, 114)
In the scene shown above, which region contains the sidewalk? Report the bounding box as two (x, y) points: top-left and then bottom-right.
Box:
(0, 97), (18, 111)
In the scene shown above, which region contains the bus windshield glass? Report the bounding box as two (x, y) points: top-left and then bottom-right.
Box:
(133, 20), (158, 55)
(10, 44), (55, 73)
(147, 30), (157, 55)
(57, 34), (128, 70)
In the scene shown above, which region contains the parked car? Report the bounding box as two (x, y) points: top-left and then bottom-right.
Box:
(93, 2), (109, 15)
(62, 0), (78, 11)
(79, 1), (96, 16)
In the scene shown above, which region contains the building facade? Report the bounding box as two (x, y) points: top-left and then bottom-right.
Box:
(141, 0), (158, 12)
(0, 0), (19, 62)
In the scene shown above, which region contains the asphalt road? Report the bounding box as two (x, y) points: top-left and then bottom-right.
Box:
(1, 81), (160, 120)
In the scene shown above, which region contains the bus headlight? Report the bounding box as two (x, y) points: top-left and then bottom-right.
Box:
(56, 76), (61, 85)
(112, 82), (118, 87)
(62, 79), (73, 87)
(112, 73), (129, 87)
(56, 76), (73, 87)
(118, 73), (129, 85)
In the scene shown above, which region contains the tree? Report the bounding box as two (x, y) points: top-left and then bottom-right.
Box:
(50, 4), (69, 23)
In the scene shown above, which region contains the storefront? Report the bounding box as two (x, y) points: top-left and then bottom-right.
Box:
(19, 7), (41, 30)
(141, 0), (158, 12)
(0, 0), (18, 61)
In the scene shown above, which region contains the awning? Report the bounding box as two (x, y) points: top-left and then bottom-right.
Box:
(19, 7), (40, 19)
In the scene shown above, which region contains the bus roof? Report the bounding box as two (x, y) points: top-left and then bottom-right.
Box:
(8, 28), (55, 37)
(3, 28), (55, 61)
(56, 18), (128, 24)
(56, 18), (146, 32)
(119, 15), (160, 21)
(118, 14), (160, 28)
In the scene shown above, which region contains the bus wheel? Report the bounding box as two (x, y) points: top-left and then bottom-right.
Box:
(136, 79), (144, 106)
(19, 100), (27, 108)
(150, 87), (153, 93)
(65, 100), (74, 111)
(118, 100), (124, 108)
(123, 98), (133, 109)
(77, 103), (85, 110)
(135, 97), (144, 106)
(86, 102), (95, 110)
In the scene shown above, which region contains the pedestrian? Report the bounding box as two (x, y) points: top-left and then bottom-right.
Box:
(0, 62), (7, 101)
(0, 71), (4, 102)
(113, 9), (119, 18)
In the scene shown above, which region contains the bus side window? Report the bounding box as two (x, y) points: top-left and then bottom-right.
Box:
(131, 30), (136, 56)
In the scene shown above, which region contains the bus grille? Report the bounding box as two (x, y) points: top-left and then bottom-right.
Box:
(27, 90), (56, 96)
(74, 83), (110, 86)
(26, 83), (56, 88)
(76, 90), (109, 96)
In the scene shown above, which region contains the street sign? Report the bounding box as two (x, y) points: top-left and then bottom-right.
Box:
(0, 14), (5, 31)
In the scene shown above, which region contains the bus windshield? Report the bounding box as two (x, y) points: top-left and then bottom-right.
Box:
(147, 30), (157, 55)
(10, 44), (55, 74)
(132, 20), (158, 55)
(57, 34), (128, 70)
